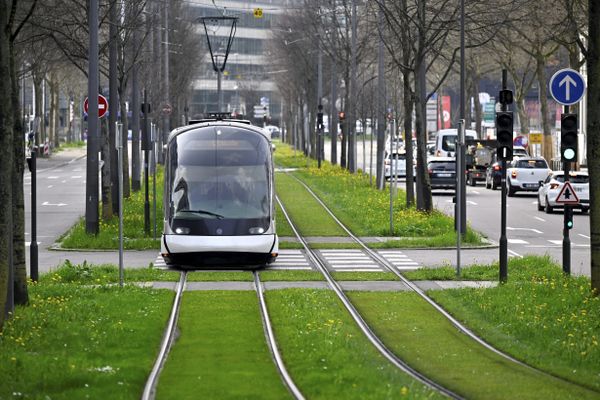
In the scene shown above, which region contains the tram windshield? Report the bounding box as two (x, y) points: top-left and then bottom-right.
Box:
(167, 126), (272, 235)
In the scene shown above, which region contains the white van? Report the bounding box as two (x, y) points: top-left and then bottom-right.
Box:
(434, 128), (478, 157)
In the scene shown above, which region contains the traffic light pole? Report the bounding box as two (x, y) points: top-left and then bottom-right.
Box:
(563, 105), (571, 275)
(499, 70), (508, 283)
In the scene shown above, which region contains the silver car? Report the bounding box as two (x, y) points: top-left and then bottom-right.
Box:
(537, 171), (589, 213)
(384, 151), (407, 179)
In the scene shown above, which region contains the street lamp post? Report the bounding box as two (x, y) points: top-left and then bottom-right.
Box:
(199, 16), (238, 113)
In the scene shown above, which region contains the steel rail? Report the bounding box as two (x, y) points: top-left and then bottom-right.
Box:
(276, 196), (463, 399)
(253, 272), (306, 400)
(287, 173), (532, 368)
(141, 271), (187, 400)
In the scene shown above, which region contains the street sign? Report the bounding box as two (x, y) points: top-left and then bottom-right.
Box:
(84, 95), (108, 118)
(162, 104), (172, 115)
(529, 133), (543, 145)
(253, 8), (263, 18)
(549, 68), (586, 106)
(555, 181), (580, 204)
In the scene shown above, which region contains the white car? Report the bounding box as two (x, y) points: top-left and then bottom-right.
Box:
(384, 151), (407, 179)
(537, 171), (589, 213)
(506, 157), (551, 196)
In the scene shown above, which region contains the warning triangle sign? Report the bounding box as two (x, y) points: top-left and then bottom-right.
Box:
(555, 181), (580, 204)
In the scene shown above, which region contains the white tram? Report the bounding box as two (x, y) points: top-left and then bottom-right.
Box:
(161, 119), (278, 268)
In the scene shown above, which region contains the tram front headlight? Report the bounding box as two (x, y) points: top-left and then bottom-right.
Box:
(175, 227), (191, 234)
(249, 227), (265, 234)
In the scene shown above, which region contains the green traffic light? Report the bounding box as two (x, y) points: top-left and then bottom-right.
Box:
(567, 221), (573, 229)
(563, 148), (576, 160)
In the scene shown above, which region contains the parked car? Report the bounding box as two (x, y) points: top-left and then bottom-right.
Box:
(427, 157), (456, 191)
(485, 161), (502, 190)
(506, 157), (551, 196)
(384, 151), (407, 179)
(537, 171), (589, 213)
(265, 125), (280, 138)
(513, 145), (529, 158)
(433, 128), (477, 157)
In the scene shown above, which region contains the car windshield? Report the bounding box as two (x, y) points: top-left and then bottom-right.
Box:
(515, 159), (548, 169)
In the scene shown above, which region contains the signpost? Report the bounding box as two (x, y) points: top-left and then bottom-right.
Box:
(84, 94), (108, 118)
(549, 68), (586, 275)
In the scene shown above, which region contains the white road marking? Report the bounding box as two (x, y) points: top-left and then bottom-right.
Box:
(534, 216), (546, 222)
(61, 180), (67, 183)
(507, 239), (528, 244)
(71, 176), (82, 179)
(471, 190), (480, 194)
(507, 227), (543, 234)
(47, 176), (59, 179)
(47, 185), (53, 189)
(548, 240), (563, 245)
(42, 201), (67, 207)
(579, 234), (590, 239)
(467, 200), (478, 206)
(508, 249), (523, 258)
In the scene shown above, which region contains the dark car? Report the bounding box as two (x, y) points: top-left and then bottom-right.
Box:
(428, 157), (456, 191)
(485, 161), (502, 190)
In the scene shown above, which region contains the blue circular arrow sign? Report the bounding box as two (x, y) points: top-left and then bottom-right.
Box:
(549, 68), (586, 106)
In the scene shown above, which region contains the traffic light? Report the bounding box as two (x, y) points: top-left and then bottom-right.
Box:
(317, 112), (324, 131)
(561, 113), (578, 162)
(565, 207), (574, 229)
(496, 111), (513, 161)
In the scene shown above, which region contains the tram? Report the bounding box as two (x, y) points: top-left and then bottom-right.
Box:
(161, 118), (278, 268)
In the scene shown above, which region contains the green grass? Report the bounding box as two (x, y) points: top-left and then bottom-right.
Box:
(403, 263), (500, 281)
(56, 140), (86, 150)
(276, 172), (347, 236)
(266, 289), (442, 399)
(39, 261), (181, 284)
(428, 255), (600, 392)
(156, 291), (290, 399)
(259, 270), (325, 281)
(274, 142), (483, 245)
(0, 283), (174, 399)
(331, 271), (399, 281)
(59, 168), (164, 250)
(275, 200), (295, 236)
(349, 290), (599, 399)
(186, 271), (253, 281)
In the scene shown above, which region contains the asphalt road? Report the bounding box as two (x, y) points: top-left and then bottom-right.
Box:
(324, 139), (592, 277)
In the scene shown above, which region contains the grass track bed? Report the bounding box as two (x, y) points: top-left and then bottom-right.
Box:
(348, 290), (599, 399)
(0, 284), (173, 399)
(266, 289), (441, 399)
(275, 173), (347, 237)
(156, 291), (289, 399)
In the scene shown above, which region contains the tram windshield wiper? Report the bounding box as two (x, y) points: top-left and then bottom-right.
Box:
(177, 209), (225, 219)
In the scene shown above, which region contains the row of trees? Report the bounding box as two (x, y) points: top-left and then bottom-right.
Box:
(0, 0), (203, 327)
(271, 0), (598, 291)
(272, 0), (586, 209)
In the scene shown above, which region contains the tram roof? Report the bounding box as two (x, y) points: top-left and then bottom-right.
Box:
(167, 119), (271, 143)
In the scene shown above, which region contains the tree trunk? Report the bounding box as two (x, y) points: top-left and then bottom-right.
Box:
(403, 70), (415, 207)
(415, 58), (432, 212)
(537, 54), (553, 163)
(516, 97), (530, 135)
(587, 0), (600, 294)
(49, 73), (59, 149)
(0, 2), (14, 324)
(101, 118), (113, 220)
(10, 42), (28, 305)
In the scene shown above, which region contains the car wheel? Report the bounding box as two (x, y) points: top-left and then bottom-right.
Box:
(485, 178), (491, 189)
(507, 182), (516, 197)
(537, 195), (544, 211)
(581, 207), (589, 214)
(544, 197), (553, 214)
(469, 175), (476, 187)
(491, 179), (498, 190)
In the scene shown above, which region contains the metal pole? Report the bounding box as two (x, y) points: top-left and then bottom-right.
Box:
(459, 0), (467, 236)
(85, 0), (100, 234)
(349, 0), (357, 172)
(317, 46), (323, 168)
(152, 124), (157, 240)
(456, 119), (464, 277)
(30, 149), (38, 281)
(330, 60), (338, 165)
(117, 122), (124, 287)
(563, 105), (571, 275)
(217, 68), (223, 113)
(109, 0), (119, 213)
(144, 90), (151, 235)
(499, 70), (508, 283)
(376, 5), (386, 190)
(162, 1), (170, 164)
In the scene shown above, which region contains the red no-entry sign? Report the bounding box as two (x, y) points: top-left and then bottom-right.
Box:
(84, 94), (109, 118)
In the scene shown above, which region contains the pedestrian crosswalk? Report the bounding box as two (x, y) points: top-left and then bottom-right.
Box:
(152, 248), (421, 272)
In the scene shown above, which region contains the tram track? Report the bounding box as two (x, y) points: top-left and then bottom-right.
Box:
(277, 170), (600, 398)
(276, 195), (463, 399)
(142, 272), (305, 400)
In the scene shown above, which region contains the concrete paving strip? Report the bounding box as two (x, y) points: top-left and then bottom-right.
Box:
(138, 280), (498, 291)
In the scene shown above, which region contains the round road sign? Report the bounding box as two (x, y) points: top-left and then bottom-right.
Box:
(84, 94), (109, 118)
(549, 68), (586, 106)
(162, 104), (172, 115)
